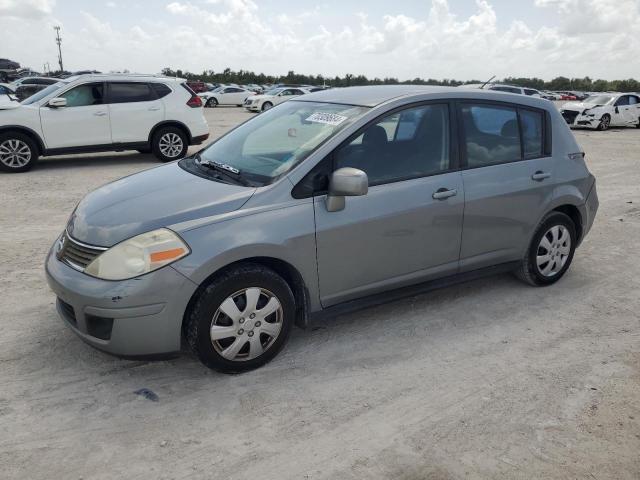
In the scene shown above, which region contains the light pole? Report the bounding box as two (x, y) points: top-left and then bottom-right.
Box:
(54, 26), (64, 72)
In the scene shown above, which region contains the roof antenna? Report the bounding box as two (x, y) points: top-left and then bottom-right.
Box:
(480, 75), (496, 89)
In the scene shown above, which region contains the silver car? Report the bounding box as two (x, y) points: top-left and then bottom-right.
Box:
(46, 86), (599, 372)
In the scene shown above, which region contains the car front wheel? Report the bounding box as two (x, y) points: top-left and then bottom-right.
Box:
(515, 211), (577, 286)
(185, 264), (295, 373)
(0, 132), (38, 173)
(261, 101), (273, 112)
(597, 114), (610, 131)
(151, 127), (188, 162)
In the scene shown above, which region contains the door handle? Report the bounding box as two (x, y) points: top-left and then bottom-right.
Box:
(432, 188), (458, 200)
(93, 111), (107, 117)
(148, 107), (161, 111)
(531, 171), (551, 181)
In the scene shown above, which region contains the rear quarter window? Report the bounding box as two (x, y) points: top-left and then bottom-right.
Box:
(150, 83), (172, 98)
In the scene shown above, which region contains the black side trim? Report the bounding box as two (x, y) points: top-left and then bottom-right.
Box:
(309, 261), (520, 321)
(0, 125), (46, 153)
(44, 142), (149, 156)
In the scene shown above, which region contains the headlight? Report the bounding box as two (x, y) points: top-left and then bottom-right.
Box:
(84, 228), (189, 280)
(582, 109), (595, 116)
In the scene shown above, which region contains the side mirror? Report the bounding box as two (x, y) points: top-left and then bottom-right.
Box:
(325, 167), (368, 212)
(48, 97), (67, 108)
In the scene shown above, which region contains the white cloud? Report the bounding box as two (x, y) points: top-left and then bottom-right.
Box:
(0, 0), (55, 18)
(0, 0), (638, 80)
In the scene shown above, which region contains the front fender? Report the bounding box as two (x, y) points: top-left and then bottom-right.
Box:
(171, 200), (321, 311)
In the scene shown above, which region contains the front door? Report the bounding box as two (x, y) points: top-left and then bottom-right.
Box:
(40, 82), (111, 148)
(457, 102), (555, 271)
(314, 103), (464, 307)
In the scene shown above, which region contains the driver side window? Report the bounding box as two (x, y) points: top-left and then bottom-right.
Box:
(615, 96), (630, 106)
(335, 104), (450, 186)
(61, 83), (104, 107)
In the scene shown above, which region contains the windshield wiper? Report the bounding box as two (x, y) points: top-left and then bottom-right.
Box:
(195, 155), (252, 186)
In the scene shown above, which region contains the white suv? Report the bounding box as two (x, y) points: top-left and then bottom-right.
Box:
(0, 74), (209, 172)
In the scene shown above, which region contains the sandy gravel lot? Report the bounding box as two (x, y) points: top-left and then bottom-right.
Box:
(1, 106), (639, 480)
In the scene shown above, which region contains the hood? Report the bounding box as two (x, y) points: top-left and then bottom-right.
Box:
(562, 101), (604, 111)
(247, 94), (274, 101)
(67, 162), (255, 247)
(0, 97), (21, 109)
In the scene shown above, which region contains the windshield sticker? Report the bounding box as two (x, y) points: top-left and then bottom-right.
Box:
(305, 112), (348, 126)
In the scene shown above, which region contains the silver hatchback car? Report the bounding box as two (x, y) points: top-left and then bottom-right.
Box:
(46, 86), (599, 372)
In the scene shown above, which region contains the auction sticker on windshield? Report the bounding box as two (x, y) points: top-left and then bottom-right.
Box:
(306, 112), (348, 126)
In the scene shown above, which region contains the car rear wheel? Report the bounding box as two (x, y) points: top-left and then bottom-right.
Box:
(597, 114), (610, 131)
(0, 132), (38, 173)
(206, 98), (217, 108)
(261, 102), (273, 112)
(515, 211), (576, 286)
(185, 264), (295, 373)
(151, 127), (188, 162)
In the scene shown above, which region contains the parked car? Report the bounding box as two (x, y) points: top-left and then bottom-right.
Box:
(199, 86), (254, 107)
(12, 77), (59, 100)
(45, 85), (598, 372)
(557, 92), (577, 101)
(0, 58), (21, 82)
(186, 81), (208, 93)
(560, 93), (640, 130)
(244, 86), (310, 112)
(0, 74), (209, 172)
(488, 84), (542, 97)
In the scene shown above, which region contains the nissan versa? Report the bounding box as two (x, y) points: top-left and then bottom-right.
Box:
(46, 86), (599, 372)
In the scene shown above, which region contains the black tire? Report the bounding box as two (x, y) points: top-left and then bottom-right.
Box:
(636, 117), (640, 129)
(597, 114), (610, 131)
(151, 126), (188, 162)
(185, 263), (295, 373)
(515, 211), (577, 286)
(261, 102), (273, 112)
(0, 131), (39, 173)
(206, 97), (217, 108)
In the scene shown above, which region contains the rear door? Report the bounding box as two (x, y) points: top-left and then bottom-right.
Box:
(107, 82), (165, 143)
(313, 102), (464, 306)
(457, 101), (555, 271)
(39, 81), (111, 148)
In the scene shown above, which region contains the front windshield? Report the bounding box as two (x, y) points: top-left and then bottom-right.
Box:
(21, 82), (66, 105)
(264, 88), (284, 96)
(584, 95), (614, 105)
(196, 101), (369, 186)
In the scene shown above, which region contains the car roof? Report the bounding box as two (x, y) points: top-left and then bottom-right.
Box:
(295, 85), (551, 108)
(67, 74), (186, 83)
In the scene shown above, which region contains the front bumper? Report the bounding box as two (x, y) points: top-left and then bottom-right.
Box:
(45, 246), (199, 356)
(561, 110), (599, 129)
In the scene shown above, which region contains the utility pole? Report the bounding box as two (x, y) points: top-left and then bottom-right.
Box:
(54, 26), (64, 72)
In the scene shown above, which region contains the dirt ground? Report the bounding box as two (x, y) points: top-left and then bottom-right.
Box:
(1, 106), (639, 480)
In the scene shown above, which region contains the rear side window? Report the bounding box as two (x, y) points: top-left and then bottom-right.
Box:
(461, 104), (521, 167)
(524, 89), (537, 96)
(150, 83), (171, 99)
(108, 82), (153, 103)
(520, 109), (543, 159)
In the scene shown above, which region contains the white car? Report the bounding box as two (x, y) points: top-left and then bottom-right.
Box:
(244, 87), (310, 112)
(199, 86), (254, 107)
(0, 74), (209, 172)
(560, 93), (640, 130)
(486, 84), (542, 98)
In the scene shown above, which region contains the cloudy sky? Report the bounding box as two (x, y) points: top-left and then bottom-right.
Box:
(1, 0), (638, 80)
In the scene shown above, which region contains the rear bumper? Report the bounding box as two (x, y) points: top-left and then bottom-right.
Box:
(45, 246), (199, 356)
(583, 178), (599, 239)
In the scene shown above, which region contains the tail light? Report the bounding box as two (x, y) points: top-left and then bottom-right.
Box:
(187, 95), (202, 108)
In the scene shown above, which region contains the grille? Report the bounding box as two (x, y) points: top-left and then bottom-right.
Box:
(57, 232), (106, 271)
(561, 110), (579, 124)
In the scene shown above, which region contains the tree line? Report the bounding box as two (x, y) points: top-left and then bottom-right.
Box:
(161, 68), (640, 92)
